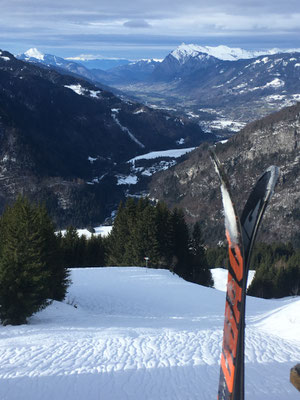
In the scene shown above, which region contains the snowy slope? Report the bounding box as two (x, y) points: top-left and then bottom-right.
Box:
(128, 147), (196, 163)
(0, 267), (299, 400)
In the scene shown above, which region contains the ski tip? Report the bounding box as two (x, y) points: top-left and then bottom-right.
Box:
(208, 148), (223, 178)
(263, 166), (280, 199)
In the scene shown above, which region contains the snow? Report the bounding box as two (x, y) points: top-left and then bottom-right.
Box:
(64, 84), (85, 95)
(111, 109), (145, 149)
(201, 119), (246, 132)
(24, 48), (45, 60)
(170, 43), (300, 62)
(176, 138), (185, 145)
(88, 156), (98, 163)
(64, 84), (101, 98)
(211, 268), (255, 292)
(265, 78), (285, 88)
(93, 226), (112, 237)
(0, 56), (10, 62)
(0, 267), (299, 400)
(133, 108), (145, 114)
(128, 147), (196, 163)
(59, 225), (112, 239)
(116, 174), (138, 185)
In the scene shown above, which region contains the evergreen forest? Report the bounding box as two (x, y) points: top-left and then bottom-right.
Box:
(0, 196), (299, 326)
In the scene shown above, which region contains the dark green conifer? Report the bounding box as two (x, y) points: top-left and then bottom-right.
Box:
(189, 222), (214, 287)
(0, 197), (50, 325)
(36, 204), (69, 300)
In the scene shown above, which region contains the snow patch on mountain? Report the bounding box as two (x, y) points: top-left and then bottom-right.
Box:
(128, 148), (196, 163)
(64, 84), (102, 98)
(111, 109), (145, 148)
(64, 84), (85, 95)
(24, 48), (45, 60)
(170, 43), (300, 62)
(116, 174), (138, 185)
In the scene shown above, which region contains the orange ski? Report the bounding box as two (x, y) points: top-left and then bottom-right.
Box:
(210, 149), (279, 400)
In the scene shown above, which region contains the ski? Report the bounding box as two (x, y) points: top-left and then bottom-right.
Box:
(209, 149), (279, 400)
(210, 150), (245, 400)
(236, 164), (279, 400)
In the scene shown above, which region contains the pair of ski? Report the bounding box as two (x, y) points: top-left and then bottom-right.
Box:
(209, 150), (279, 400)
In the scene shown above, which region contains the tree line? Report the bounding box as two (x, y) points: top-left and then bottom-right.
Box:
(61, 198), (213, 287)
(106, 198), (213, 287)
(0, 196), (213, 326)
(207, 242), (300, 299)
(247, 242), (300, 298)
(1, 195), (298, 326)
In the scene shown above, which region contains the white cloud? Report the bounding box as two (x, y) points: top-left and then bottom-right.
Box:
(1, 0), (300, 58)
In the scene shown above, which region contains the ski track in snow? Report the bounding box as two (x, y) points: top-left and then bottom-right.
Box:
(0, 267), (299, 400)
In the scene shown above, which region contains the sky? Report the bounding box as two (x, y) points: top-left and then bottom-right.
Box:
(1, 0), (300, 60)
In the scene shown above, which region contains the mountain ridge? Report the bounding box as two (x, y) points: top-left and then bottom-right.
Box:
(0, 49), (212, 227)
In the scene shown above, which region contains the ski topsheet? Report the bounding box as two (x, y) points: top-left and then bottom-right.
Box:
(210, 150), (245, 400)
(210, 150), (279, 400)
(236, 165), (279, 400)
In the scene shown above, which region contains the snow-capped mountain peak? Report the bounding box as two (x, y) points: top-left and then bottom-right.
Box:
(170, 43), (300, 62)
(24, 48), (45, 60)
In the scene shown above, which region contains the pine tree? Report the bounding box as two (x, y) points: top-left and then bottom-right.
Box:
(107, 201), (132, 265)
(189, 222), (214, 287)
(133, 201), (161, 267)
(155, 202), (174, 269)
(36, 204), (70, 300)
(61, 226), (80, 267)
(0, 197), (50, 325)
(86, 235), (106, 266)
(171, 208), (190, 278)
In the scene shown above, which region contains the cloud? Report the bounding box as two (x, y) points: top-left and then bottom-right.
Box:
(123, 20), (152, 29)
(1, 0), (300, 58)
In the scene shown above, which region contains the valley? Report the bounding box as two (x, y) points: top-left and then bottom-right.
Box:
(1, 44), (299, 245)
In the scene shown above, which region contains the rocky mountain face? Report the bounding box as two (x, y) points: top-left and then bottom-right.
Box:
(0, 49), (213, 227)
(149, 102), (300, 246)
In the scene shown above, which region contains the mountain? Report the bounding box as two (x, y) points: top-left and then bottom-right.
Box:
(17, 48), (109, 84)
(18, 46), (300, 131)
(17, 49), (161, 87)
(65, 57), (132, 71)
(94, 59), (161, 84)
(149, 102), (300, 246)
(0, 49), (214, 227)
(167, 43), (300, 62)
(103, 45), (300, 133)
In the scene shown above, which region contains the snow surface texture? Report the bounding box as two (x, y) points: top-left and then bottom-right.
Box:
(0, 267), (299, 400)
